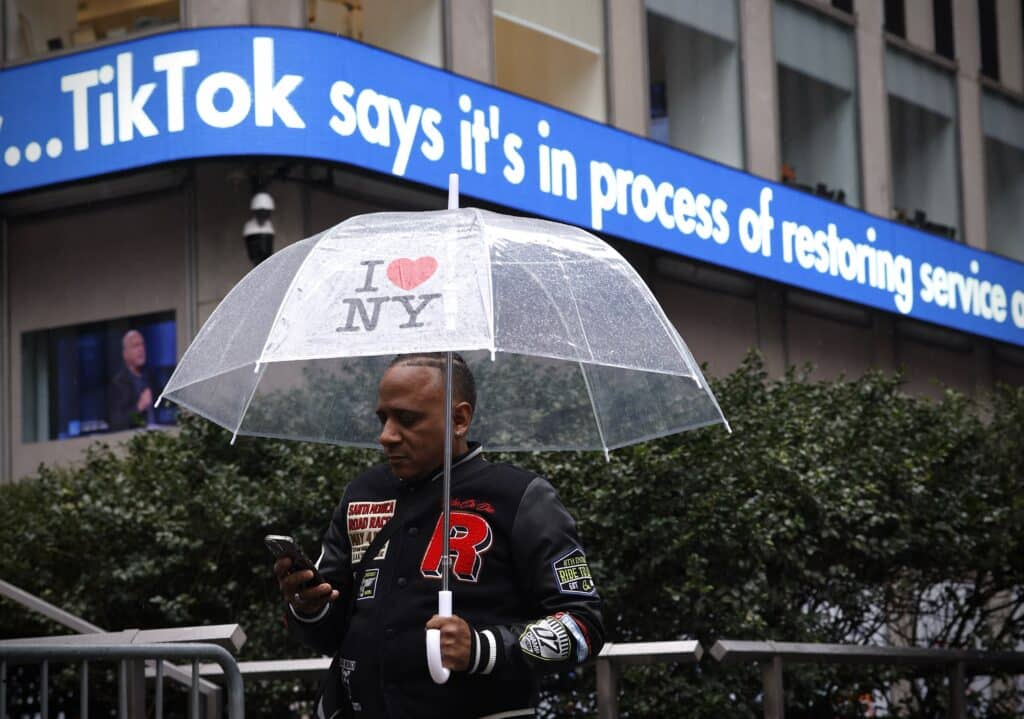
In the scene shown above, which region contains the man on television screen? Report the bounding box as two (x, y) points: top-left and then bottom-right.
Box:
(108, 329), (157, 431)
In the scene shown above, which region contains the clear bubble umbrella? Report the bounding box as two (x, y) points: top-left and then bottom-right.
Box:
(158, 178), (729, 682)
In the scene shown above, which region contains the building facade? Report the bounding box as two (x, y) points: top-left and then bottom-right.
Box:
(1, 0), (1022, 482)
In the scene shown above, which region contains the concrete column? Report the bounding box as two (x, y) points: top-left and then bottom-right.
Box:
(1, 0), (9, 63)
(595, 658), (620, 719)
(949, 661), (967, 719)
(997, 0), (1024, 94)
(756, 281), (788, 377)
(0, 218), (8, 484)
(974, 341), (993, 398)
(739, 0), (780, 179)
(856, 0), (893, 218)
(871, 312), (896, 371)
(952, 0), (988, 250)
(126, 660), (147, 718)
(252, 0), (306, 27)
(444, 0), (494, 83)
(185, 170), (199, 341)
(184, 0), (249, 27)
(605, 0), (648, 136)
(761, 655), (785, 719)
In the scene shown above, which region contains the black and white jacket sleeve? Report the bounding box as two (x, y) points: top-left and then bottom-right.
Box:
(285, 492), (354, 656)
(466, 476), (605, 678)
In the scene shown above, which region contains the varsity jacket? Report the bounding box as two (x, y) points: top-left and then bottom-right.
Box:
(287, 445), (604, 718)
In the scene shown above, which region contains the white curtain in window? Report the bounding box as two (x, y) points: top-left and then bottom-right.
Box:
(982, 91), (1024, 151)
(494, 0), (604, 53)
(646, 0), (736, 42)
(775, 1), (854, 91)
(983, 92), (1024, 260)
(885, 47), (955, 118)
(646, 2), (743, 168)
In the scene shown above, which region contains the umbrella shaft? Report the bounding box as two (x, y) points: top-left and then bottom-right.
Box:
(442, 351), (453, 593)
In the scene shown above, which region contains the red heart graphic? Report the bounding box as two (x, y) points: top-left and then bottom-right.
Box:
(387, 257), (438, 291)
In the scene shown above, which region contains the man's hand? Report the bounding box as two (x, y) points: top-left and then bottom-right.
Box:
(425, 614), (471, 671)
(274, 557), (339, 617)
(136, 387), (153, 413)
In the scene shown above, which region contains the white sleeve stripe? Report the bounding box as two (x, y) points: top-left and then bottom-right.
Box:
(289, 602), (331, 624)
(482, 629), (497, 674)
(469, 629), (483, 674)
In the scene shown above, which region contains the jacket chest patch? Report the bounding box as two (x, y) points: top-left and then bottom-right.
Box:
(420, 511), (493, 582)
(347, 500), (396, 563)
(357, 568), (380, 601)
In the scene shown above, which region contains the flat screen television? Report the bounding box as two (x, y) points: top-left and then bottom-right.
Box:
(22, 311), (177, 441)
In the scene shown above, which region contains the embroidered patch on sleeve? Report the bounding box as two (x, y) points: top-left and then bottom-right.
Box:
(556, 612), (591, 663)
(552, 548), (596, 595)
(357, 568), (379, 601)
(519, 616), (572, 662)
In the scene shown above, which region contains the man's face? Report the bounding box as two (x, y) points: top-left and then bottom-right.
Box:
(376, 364), (446, 481)
(123, 332), (146, 371)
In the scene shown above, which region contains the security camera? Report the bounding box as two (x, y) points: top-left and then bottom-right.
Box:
(243, 217), (275, 266)
(250, 191), (275, 222)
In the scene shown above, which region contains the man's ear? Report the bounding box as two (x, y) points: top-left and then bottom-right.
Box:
(452, 400), (473, 437)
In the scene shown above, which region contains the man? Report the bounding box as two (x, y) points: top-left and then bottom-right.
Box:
(276, 353), (603, 718)
(108, 329), (156, 431)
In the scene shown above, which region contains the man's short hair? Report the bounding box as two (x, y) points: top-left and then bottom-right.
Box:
(388, 352), (476, 410)
(121, 329), (143, 349)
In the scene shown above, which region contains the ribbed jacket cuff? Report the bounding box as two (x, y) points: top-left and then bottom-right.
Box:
(468, 627), (499, 675)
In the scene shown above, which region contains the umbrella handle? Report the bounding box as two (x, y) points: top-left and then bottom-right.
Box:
(426, 590), (452, 684)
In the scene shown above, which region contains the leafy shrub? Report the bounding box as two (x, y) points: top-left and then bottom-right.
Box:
(2, 354), (1021, 717)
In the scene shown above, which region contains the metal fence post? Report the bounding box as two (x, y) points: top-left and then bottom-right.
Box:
(127, 659), (146, 717)
(761, 655), (784, 719)
(204, 684), (223, 719)
(596, 657), (620, 719)
(0, 644), (244, 719)
(40, 659), (48, 719)
(948, 661), (966, 719)
(80, 661), (88, 719)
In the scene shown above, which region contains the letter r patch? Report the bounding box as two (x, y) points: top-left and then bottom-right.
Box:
(420, 511), (493, 582)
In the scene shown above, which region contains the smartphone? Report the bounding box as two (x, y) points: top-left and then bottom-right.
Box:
(265, 534), (326, 589)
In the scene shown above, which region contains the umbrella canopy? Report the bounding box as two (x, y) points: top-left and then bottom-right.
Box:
(161, 202), (730, 684)
(160, 208), (728, 452)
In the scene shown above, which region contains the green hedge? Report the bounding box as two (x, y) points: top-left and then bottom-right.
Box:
(2, 354), (1022, 717)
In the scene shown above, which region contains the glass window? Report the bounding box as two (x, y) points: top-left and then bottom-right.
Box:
(883, 0), (906, 37)
(493, 0), (607, 122)
(4, 0), (179, 61)
(933, 0), (954, 60)
(982, 91), (1024, 261)
(977, 0), (1000, 82)
(21, 311), (177, 442)
(646, 0), (743, 169)
(885, 46), (960, 240)
(308, 0), (443, 67)
(775, 0), (861, 207)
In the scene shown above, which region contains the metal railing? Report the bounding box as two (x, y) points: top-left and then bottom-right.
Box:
(74, 638), (1024, 718)
(711, 639), (1024, 719)
(595, 640), (702, 719)
(0, 643), (244, 719)
(191, 640), (703, 719)
(6, 577), (1023, 718)
(0, 578), (242, 713)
